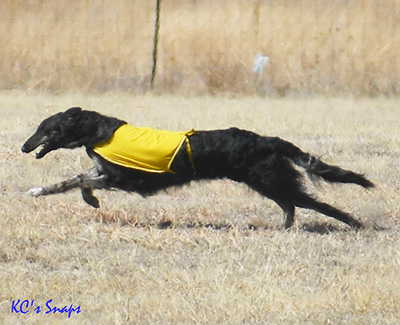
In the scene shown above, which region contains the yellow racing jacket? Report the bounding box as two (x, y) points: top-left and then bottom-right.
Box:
(93, 124), (194, 173)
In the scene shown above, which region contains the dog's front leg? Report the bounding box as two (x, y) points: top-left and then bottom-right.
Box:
(27, 167), (107, 208)
(81, 187), (100, 208)
(78, 169), (108, 208)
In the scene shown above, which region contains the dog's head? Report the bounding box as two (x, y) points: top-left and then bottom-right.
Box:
(22, 107), (87, 158)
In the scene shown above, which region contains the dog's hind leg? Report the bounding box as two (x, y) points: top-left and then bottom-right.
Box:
(276, 202), (295, 229)
(294, 194), (364, 229)
(245, 180), (297, 229)
(27, 167), (106, 208)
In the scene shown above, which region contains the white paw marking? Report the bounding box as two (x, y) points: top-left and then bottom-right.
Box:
(28, 187), (44, 197)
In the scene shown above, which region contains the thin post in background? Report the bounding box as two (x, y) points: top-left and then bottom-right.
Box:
(150, 0), (161, 90)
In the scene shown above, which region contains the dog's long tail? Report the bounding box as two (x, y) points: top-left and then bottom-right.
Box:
(276, 138), (374, 188)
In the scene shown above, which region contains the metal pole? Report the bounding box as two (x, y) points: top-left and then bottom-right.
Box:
(150, 0), (161, 90)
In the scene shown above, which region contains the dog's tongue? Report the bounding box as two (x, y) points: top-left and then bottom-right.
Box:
(36, 150), (45, 159)
(36, 145), (50, 159)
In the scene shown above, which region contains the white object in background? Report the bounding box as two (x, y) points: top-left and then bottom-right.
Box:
(253, 53), (269, 74)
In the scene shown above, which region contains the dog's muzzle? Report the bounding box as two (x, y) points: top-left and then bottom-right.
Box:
(21, 134), (52, 158)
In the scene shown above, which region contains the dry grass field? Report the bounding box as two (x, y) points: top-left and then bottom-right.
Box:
(0, 91), (399, 324)
(1, 0), (399, 95)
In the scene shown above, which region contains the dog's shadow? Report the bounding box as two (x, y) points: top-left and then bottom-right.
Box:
(301, 222), (389, 234)
(157, 220), (234, 231)
(156, 220), (346, 234)
(300, 222), (342, 234)
(156, 220), (389, 234)
(100, 212), (387, 234)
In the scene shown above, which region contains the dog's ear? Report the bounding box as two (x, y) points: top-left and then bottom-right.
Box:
(62, 107), (82, 128)
(64, 107), (82, 117)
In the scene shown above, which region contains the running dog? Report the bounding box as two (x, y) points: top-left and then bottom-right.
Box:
(21, 107), (374, 229)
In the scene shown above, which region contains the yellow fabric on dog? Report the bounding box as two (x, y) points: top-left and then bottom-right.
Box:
(93, 124), (194, 173)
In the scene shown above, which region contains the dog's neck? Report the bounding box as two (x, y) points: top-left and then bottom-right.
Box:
(83, 111), (126, 148)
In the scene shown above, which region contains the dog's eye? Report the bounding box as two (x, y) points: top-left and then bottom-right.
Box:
(64, 116), (77, 125)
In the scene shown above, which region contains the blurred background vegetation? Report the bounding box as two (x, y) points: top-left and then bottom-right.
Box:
(1, 0), (399, 96)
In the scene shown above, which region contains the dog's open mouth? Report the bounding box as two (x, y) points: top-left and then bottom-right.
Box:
(22, 136), (55, 159)
(35, 142), (53, 159)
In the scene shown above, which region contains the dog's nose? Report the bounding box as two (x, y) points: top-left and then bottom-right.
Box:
(21, 142), (32, 153)
(21, 135), (37, 153)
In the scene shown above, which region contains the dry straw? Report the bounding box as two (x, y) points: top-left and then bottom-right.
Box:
(1, 0), (399, 94)
(1, 92), (399, 323)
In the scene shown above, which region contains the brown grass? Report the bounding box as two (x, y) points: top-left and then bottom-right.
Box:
(0, 92), (399, 323)
(1, 0), (399, 95)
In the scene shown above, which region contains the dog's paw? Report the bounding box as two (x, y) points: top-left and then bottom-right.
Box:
(28, 186), (45, 197)
(81, 188), (100, 208)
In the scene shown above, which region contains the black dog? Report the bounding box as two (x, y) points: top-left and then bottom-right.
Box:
(22, 107), (374, 229)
